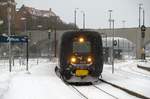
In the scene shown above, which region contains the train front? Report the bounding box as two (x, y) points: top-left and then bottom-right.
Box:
(61, 33), (102, 83)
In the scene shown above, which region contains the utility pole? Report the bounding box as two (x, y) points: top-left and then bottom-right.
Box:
(0, 0), (16, 72)
(8, 0), (12, 72)
(74, 8), (78, 29)
(141, 8), (146, 60)
(139, 3), (143, 28)
(112, 19), (115, 74)
(48, 29), (51, 60)
(54, 16), (57, 58)
(81, 11), (85, 29)
(108, 10), (114, 73)
(54, 28), (57, 57)
(108, 10), (113, 29)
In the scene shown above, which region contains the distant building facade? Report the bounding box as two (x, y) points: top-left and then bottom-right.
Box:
(15, 5), (65, 31)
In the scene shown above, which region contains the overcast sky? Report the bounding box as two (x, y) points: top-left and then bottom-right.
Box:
(15, 0), (150, 29)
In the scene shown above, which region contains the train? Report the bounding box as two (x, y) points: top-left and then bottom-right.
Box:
(55, 30), (103, 84)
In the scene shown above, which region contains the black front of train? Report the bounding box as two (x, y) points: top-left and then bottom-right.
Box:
(58, 31), (103, 83)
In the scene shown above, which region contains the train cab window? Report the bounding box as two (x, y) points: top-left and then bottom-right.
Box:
(73, 41), (91, 53)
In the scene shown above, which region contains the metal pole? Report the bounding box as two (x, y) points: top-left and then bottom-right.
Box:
(26, 37), (28, 71)
(74, 8), (78, 29)
(81, 11), (85, 29)
(48, 29), (51, 60)
(112, 19), (115, 74)
(74, 9), (76, 29)
(108, 10), (112, 29)
(105, 34), (107, 49)
(139, 4), (142, 28)
(54, 28), (56, 57)
(83, 12), (85, 29)
(118, 39), (119, 58)
(8, 2), (12, 72)
(143, 9), (145, 25)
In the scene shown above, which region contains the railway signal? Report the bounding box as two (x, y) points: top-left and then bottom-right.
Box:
(141, 25), (146, 38)
(141, 25), (146, 60)
(113, 40), (117, 46)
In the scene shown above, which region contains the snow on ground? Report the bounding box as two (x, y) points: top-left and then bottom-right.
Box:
(103, 60), (150, 98)
(0, 73), (11, 98)
(0, 58), (150, 99)
(1, 59), (83, 99)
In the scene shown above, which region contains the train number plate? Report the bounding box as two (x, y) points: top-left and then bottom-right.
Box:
(75, 70), (89, 76)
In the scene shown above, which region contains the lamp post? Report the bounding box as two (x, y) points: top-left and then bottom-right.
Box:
(7, 0), (12, 72)
(74, 8), (79, 29)
(141, 8), (146, 60)
(108, 10), (114, 73)
(0, 0), (16, 72)
(108, 10), (113, 29)
(48, 29), (51, 60)
(139, 3), (143, 28)
(112, 19), (115, 74)
(81, 11), (85, 29)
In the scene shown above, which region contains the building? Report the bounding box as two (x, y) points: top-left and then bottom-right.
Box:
(15, 5), (63, 31)
(0, 0), (16, 34)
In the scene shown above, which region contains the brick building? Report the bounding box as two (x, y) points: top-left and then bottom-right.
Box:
(15, 5), (63, 31)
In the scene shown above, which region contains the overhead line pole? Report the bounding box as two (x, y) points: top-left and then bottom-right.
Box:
(8, 0), (12, 72)
(112, 19), (115, 74)
(139, 3), (143, 28)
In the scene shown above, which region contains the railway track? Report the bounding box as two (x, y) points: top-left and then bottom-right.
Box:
(99, 79), (150, 99)
(71, 85), (88, 99)
(70, 79), (150, 99)
(70, 84), (119, 99)
(130, 66), (150, 78)
(92, 85), (119, 99)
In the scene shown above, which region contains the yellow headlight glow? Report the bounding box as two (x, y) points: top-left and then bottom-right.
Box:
(87, 58), (92, 62)
(87, 57), (92, 63)
(71, 57), (76, 63)
(79, 37), (84, 43)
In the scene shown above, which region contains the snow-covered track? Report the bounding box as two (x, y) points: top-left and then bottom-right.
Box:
(99, 79), (150, 99)
(70, 85), (88, 99)
(70, 84), (119, 99)
(130, 66), (150, 78)
(92, 85), (119, 99)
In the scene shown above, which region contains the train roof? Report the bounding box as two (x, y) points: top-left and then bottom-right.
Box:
(61, 30), (101, 39)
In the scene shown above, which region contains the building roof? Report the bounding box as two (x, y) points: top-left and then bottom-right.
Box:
(21, 5), (56, 17)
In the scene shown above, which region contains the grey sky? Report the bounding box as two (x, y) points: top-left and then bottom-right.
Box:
(16, 0), (150, 29)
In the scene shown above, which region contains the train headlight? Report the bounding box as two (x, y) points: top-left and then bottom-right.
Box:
(79, 37), (84, 43)
(87, 57), (93, 63)
(70, 57), (77, 63)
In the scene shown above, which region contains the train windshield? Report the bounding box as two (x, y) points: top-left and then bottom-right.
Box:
(73, 41), (91, 53)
